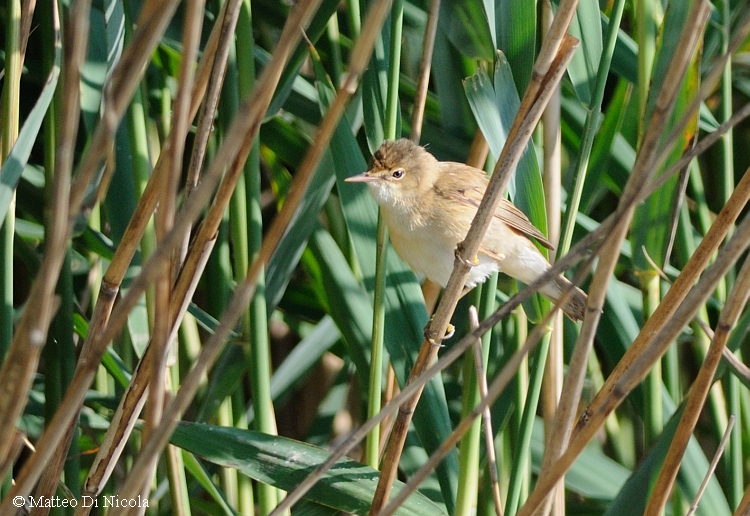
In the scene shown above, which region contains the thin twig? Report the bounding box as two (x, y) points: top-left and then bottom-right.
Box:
(469, 306), (504, 516)
(686, 415), (736, 516)
(540, 1), (565, 512)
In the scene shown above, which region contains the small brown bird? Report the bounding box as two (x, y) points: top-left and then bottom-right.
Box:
(345, 139), (587, 321)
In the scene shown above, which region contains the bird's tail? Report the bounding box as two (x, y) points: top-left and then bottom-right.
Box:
(541, 277), (587, 322)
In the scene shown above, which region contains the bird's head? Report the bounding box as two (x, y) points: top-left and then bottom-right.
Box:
(345, 139), (437, 207)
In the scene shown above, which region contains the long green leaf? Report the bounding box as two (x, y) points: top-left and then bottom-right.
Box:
(171, 422), (448, 516)
(568, 0), (603, 105)
(438, 0), (493, 61)
(494, 0), (536, 92)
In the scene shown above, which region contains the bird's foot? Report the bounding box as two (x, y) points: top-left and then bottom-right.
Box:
(423, 320), (455, 345)
(455, 243), (479, 268)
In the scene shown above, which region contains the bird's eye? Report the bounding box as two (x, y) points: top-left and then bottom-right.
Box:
(392, 169), (405, 179)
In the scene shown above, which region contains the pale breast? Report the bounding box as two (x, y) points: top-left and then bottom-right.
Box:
(383, 205), (505, 288)
(384, 209), (457, 287)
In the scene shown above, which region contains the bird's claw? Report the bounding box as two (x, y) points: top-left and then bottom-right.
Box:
(454, 246), (477, 267)
(423, 321), (455, 345)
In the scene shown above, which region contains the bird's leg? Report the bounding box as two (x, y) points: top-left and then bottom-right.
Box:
(421, 244), (479, 343)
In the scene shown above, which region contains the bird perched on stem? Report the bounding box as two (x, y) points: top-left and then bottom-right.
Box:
(345, 138), (587, 321)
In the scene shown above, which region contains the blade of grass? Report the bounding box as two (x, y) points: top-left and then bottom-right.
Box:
(365, 0), (404, 474)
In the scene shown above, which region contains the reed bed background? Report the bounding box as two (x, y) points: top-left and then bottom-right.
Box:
(1, 0), (749, 514)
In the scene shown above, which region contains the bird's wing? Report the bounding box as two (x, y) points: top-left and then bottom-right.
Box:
(437, 165), (555, 250)
(494, 197), (555, 250)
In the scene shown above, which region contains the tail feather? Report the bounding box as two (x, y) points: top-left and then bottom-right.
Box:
(542, 277), (587, 322)
(485, 243), (588, 321)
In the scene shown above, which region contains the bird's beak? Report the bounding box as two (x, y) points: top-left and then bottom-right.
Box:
(345, 172), (377, 183)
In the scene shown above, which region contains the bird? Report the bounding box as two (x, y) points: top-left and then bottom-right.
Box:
(345, 138), (587, 321)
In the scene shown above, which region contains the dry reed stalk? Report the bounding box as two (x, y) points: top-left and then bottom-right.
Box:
(370, 0), (581, 504)
(144, 0), (207, 497)
(108, 0), (397, 506)
(176, 0), (243, 265)
(0, 0), (69, 469)
(0, 429), (26, 482)
(408, 0), (440, 144)
(4, 0), (242, 504)
(19, 0), (37, 61)
(531, 2), (711, 510)
(722, 347), (750, 382)
(469, 306), (504, 515)
(2, 0), (22, 156)
(645, 252), (750, 514)
(67, 0), (182, 221)
(519, 166), (750, 516)
(540, 0), (565, 512)
(735, 482), (750, 515)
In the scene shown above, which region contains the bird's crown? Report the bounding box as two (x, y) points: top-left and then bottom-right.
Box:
(369, 139), (427, 172)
